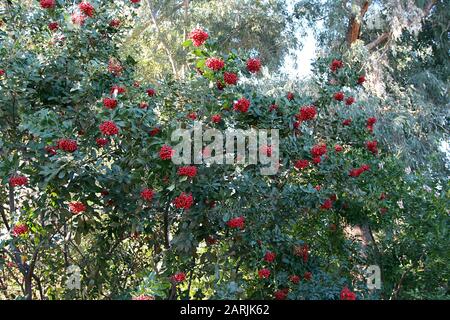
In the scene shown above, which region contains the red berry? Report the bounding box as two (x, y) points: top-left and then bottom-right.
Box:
(12, 223), (29, 237)
(96, 138), (108, 147)
(357, 75), (366, 84)
(258, 268), (270, 279)
(171, 272), (186, 283)
(263, 251), (276, 263)
(345, 96), (355, 106)
(287, 92), (294, 101)
(290, 275), (300, 284)
(177, 166), (197, 178)
(173, 192), (193, 209)
(340, 287), (356, 300)
(330, 59), (343, 72)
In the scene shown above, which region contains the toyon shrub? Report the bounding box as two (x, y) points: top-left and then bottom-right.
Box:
(0, 1), (446, 302)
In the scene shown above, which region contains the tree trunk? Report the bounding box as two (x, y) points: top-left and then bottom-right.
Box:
(146, 0), (178, 77)
(24, 273), (33, 300)
(346, 1), (370, 45)
(180, 0), (190, 78)
(344, 1), (382, 265)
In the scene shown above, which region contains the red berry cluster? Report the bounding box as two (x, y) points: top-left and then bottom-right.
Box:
(40, 0), (55, 9)
(296, 105), (317, 122)
(58, 139), (78, 152)
(103, 97), (117, 109)
(140, 188), (155, 201)
(9, 175), (28, 187)
(330, 59), (343, 72)
(246, 58), (261, 73)
(340, 287), (356, 300)
(227, 216), (245, 229)
(69, 201), (86, 214)
(171, 272), (186, 283)
(206, 57), (225, 71)
(349, 164), (370, 177)
(79, 2), (95, 18)
(13, 223), (29, 237)
(159, 145), (174, 160)
(177, 166), (197, 178)
(173, 192), (193, 209)
(189, 28), (208, 47)
(233, 97), (250, 113)
(99, 121), (119, 136)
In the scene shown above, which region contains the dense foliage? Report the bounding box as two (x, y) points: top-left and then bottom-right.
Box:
(0, 0), (448, 300)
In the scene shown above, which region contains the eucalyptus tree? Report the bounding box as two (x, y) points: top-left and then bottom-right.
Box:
(122, 0), (299, 79)
(293, 0), (449, 170)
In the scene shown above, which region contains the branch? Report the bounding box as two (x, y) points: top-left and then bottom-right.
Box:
(390, 252), (425, 300)
(366, 0), (437, 51)
(424, 0), (437, 16)
(163, 202), (170, 249)
(32, 274), (44, 300)
(8, 185), (15, 216)
(0, 205), (10, 230)
(366, 32), (390, 51)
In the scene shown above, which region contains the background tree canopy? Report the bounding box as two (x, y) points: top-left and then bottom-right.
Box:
(123, 0), (299, 78)
(0, 0), (448, 300)
(125, 0), (449, 170)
